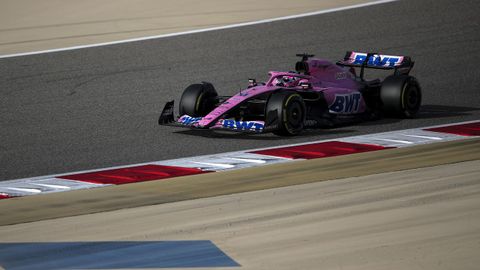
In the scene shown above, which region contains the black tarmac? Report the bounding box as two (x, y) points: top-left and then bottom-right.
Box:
(1, 0), (479, 181)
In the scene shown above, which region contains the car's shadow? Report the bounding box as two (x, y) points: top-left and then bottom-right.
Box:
(417, 104), (480, 118)
(173, 128), (357, 140)
(172, 104), (479, 139)
(356, 104), (480, 127)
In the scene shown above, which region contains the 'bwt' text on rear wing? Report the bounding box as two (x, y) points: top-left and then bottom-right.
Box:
(337, 51), (414, 78)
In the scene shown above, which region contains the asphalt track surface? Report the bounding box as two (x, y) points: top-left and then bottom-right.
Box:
(1, 0), (479, 181)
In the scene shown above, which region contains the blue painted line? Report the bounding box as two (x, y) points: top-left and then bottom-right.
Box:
(0, 241), (240, 269)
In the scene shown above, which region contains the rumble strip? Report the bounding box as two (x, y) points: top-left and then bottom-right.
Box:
(1, 120), (479, 199)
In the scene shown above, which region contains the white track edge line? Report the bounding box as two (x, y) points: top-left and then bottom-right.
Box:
(1, 119), (477, 183)
(0, 0), (399, 59)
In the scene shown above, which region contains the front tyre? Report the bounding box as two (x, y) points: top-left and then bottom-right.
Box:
(179, 82), (218, 117)
(266, 91), (306, 136)
(380, 75), (422, 118)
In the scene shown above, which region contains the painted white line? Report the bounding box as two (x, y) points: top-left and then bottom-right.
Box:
(0, 178), (109, 197)
(157, 153), (291, 171)
(402, 134), (442, 140)
(0, 0), (399, 59)
(6, 187), (42, 194)
(193, 162), (235, 169)
(33, 183), (70, 190)
(373, 138), (415, 144)
(227, 157), (267, 164)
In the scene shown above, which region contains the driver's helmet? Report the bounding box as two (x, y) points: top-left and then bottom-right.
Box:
(275, 75), (297, 87)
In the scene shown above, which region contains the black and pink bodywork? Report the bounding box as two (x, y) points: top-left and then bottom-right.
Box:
(159, 52), (421, 136)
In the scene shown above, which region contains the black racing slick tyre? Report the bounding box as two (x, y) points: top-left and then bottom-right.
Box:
(266, 91), (306, 136)
(179, 82), (218, 117)
(380, 75), (422, 118)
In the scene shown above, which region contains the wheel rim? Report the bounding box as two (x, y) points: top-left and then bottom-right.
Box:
(288, 104), (302, 126)
(405, 85), (420, 111)
(285, 99), (304, 132)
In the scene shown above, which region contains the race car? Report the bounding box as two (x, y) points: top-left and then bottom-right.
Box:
(158, 51), (421, 136)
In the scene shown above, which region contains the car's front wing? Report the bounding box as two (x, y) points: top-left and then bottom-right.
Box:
(158, 101), (267, 133)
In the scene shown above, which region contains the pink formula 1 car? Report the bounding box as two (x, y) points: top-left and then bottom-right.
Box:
(159, 52), (421, 136)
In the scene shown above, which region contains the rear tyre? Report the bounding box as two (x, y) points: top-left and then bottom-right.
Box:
(266, 91), (306, 136)
(380, 75), (422, 118)
(179, 82), (218, 117)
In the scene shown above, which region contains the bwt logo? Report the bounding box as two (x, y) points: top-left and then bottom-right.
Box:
(180, 116), (202, 125)
(222, 119), (264, 132)
(353, 54), (400, 67)
(329, 93), (361, 114)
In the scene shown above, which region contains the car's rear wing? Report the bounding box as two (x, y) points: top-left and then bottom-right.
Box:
(337, 51), (414, 77)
